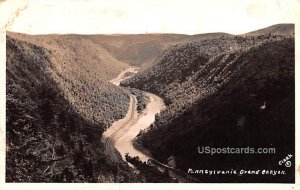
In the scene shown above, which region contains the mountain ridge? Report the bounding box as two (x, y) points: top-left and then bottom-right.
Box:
(243, 23), (294, 36)
(8, 23), (293, 68)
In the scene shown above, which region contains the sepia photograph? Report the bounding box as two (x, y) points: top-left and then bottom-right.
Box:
(0, 0), (299, 187)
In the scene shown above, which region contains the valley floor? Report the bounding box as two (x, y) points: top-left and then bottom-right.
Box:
(102, 67), (199, 182)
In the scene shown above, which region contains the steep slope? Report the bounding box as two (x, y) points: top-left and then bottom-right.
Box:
(6, 33), (178, 182)
(122, 34), (286, 105)
(6, 37), (138, 182)
(122, 35), (295, 182)
(8, 32), (130, 128)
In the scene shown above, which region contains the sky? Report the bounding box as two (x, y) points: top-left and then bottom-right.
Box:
(0, 0), (299, 35)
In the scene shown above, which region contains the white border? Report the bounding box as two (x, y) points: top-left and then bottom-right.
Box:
(0, 1), (299, 190)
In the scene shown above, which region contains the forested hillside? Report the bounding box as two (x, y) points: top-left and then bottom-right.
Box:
(6, 36), (140, 182)
(122, 34), (295, 182)
(8, 32), (130, 128)
(6, 33), (179, 182)
(6, 23), (295, 183)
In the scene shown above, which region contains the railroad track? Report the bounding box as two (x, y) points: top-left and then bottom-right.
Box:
(103, 95), (137, 162)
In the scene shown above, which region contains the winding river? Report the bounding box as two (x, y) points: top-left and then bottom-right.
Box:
(115, 92), (165, 162)
(102, 67), (164, 163)
(102, 67), (198, 182)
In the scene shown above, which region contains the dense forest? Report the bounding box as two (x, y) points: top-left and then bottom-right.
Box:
(7, 32), (130, 129)
(6, 35), (142, 182)
(122, 34), (295, 182)
(127, 88), (150, 113)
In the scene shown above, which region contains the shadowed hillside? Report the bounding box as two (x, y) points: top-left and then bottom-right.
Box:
(122, 32), (295, 182)
(6, 36), (140, 182)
